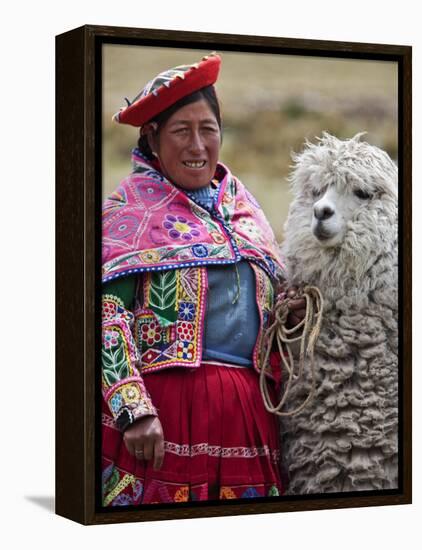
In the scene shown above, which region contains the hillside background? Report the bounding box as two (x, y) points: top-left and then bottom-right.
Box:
(103, 45), (398, 241)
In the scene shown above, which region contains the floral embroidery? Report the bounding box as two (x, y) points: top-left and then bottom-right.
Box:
(210, 230), (225, 244)
(191, 243), (208, 258)
(103, 473), (135, 506)
(135, 312), (175, 359)
(268, 485), (280, 497)
(133, 480), (144, 501)
(177, 341), (194, 360)
(236, 200), (255, 216)
(220, 487), (237, 499)
(110, 393), (123, 414)
(102, 310), (139, 393)
(174, 487), (189, 502)
(103, 185), (128, 219)
(121, 383), (141, 403)
(176, 321), (194, 341)
(102, 462), (115, 486)
(101, 461), (148, 507)
(148, 270), (178, 326)
(140, 319), (162, 346)
(108, 382), (157, 425)
(241, 487), (260, 498)
(237, 217), (263, 241)
(102, 295), (133, 324)
(222, 191), (233, 205)
(103, 329), (120, 350)
(254, 264), (274, 313)
(102, 294), (157, 428)
(179, 249), (193, 260)
(101, 458), (280, 506)
(131, 399), (158, 417)
(163, 214), (201, 241)
(102, 296), (123, 321)
(109, 214), (140, 240)
(251, 263), (275, 369)
(134, 269), (205, 371)
(178, 302), (196, 321)
(142, 349), (162, 364)
(179, 269), (199, 301)
(136, 175), (167, 202)
(139, 249), (160, 264)
(112, 494), (133, 506)
(102, 467), (120, 496)
(102, 342), (130, 386)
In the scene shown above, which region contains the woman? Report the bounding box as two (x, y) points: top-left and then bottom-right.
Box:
(101, 53), (303, 505)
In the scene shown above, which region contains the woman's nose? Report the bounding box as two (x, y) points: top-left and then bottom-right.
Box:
(188, 131), (205, 152)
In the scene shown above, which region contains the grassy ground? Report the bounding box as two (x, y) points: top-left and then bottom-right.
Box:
(103, 45), (398, 241)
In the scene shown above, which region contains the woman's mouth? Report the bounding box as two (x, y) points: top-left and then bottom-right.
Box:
(182, 160), (206, 169)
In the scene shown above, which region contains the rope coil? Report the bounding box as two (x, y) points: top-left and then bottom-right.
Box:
(260, 285), (324, 417)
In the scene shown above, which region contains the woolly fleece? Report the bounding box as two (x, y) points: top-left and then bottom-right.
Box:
(281, 133), (398, 494)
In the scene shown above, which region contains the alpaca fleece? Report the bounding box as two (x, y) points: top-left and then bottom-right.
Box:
(281, 133), (398, 494)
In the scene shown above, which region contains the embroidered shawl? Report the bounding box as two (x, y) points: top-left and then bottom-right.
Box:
(102, 150), (284, 283)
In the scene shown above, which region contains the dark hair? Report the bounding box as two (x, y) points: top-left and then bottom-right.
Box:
(137, 85), (222, 160)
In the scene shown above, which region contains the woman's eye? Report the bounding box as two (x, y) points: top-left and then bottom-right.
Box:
(354, 189), (372, 200)
(202, 126), (218, 133)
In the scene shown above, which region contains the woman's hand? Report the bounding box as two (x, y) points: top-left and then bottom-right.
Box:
(285, 286), (306, 330)
(123, 415), (165, 471)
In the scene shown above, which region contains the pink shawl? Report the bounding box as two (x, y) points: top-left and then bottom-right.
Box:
(102, 150), (284, 283)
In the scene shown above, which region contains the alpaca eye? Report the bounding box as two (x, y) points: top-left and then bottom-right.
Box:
(312, 188), (321, 198)
(354, 189), (372, 200)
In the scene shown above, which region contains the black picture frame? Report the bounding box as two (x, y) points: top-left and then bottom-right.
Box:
(56, 24), (412, 525)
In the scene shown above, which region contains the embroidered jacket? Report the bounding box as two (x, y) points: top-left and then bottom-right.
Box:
(102, 150), (285, 431)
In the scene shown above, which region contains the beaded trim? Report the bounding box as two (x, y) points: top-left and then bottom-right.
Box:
(103, 257), (241, 283)
(103, 256), (275, 284)
(164, 441), (280, 462)
(100, 418), (280, 463)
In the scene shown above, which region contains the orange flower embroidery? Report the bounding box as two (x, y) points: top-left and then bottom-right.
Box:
(210, 230), (225, 244)
(219, 486), (237, 499)
(174, 486), (189, 502)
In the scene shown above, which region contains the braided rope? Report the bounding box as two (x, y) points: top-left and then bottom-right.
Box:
(259, 285), (324, 417)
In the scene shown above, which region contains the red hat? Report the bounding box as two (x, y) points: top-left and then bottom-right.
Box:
(113, 53), (221, 127)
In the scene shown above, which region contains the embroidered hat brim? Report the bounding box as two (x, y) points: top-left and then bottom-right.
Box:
(113, 53), (221, 127)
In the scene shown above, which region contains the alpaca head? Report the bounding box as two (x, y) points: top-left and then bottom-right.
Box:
(282, 133), (398, 292)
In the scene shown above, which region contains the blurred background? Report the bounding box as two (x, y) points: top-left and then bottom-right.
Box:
(103, 45), (398, 241)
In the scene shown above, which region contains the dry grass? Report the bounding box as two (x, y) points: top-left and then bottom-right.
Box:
(103, 45), (398, 241)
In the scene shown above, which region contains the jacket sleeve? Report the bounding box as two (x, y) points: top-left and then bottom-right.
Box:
(102, 275), (158, 432)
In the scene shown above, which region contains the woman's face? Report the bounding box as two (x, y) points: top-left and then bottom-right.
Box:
(150, 99), (221, 190)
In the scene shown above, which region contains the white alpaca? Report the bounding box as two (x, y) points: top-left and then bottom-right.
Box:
(281, 133), (398, 494)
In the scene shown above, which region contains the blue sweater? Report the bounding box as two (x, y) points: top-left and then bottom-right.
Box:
(189, 185), (260, 367)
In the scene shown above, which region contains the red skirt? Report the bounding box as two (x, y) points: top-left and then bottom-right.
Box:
(102, 362), (283, 505)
